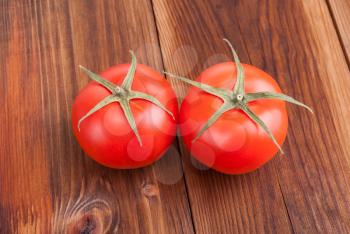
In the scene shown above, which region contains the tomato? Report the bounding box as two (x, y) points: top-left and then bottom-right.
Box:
(166, 39), (312, 174)
(72, 52), (178, 169)
(177, 62), (287, 174)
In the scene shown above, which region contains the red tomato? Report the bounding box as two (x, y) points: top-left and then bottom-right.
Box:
(72, 62), (178, 169)
(178, 62), (289, 174)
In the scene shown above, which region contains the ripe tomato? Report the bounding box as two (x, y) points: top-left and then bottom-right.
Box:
(178, 62), (288, 174)
(166, 39), (312, 174)
(72, 52), (178, 169)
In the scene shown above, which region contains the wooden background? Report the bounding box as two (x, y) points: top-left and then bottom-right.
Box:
(1, 0), (350, 233)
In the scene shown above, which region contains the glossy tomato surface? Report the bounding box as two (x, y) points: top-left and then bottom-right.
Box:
(72, 64), (178, 169)
(180, 62), (288, 174)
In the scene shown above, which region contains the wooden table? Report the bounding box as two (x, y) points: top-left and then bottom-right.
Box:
(1, 0), (350, 233)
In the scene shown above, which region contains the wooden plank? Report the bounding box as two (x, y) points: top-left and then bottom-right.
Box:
(277, 0), (350, 231)
(153, 0), (350, 233)
(0, 0), (194, 233)
(326, 0), (350, 64)
(0, 2), (53, 233)
(152, 1), (294, 233)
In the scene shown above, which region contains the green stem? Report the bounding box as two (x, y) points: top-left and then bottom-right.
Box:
(192, 102), (234, 142)
(120, 99), (142, 146)
(223, 38), (245, 95)
(78, 51), (175, 146)
(164, 72), (230, 99)
(121, 51), (137, 90)
(79, 65), (116, 93)
(78, 95), (119, 131)
(239, 103), (284, 153)
(245, 92), (313, 114)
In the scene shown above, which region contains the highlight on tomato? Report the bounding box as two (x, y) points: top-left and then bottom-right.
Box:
(72, 51), (178, 169)
(165, 39), (313, 174)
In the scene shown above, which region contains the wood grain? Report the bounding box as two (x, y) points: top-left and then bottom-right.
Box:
(0, 0), (194, 233)
(326, 0), (350, 64)
(153, 0), (293, 233)
(1, 0), (350, 233)
(153, 0), (350, 233)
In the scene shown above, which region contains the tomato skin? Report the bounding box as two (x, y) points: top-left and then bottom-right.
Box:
(72, 64), (178, 169)
(179, 62), (288, 174)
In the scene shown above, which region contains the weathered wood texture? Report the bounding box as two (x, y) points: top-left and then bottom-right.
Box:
(153, 0), (350, 233)
(1, 0), (350, 233)
(0, 0), (193, 233)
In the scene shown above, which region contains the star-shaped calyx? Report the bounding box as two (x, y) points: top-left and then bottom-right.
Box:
(165, 39), (313, 153)
(78, 51), (175, 146)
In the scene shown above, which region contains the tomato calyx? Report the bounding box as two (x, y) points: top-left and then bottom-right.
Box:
(165, 39), (313, 153)
(77, 51), (175, 146)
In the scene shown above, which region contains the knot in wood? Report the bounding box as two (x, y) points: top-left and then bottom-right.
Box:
(141, 183), (159, 197)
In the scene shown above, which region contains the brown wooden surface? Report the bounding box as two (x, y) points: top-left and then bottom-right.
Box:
(327, 0), (350, 63)
(1, 0), (350, 233)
